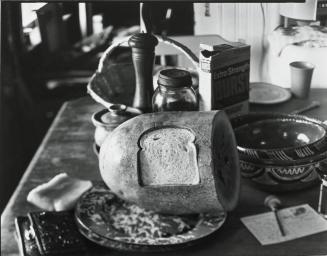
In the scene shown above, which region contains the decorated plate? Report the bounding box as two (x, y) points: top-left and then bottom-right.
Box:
(75, 184), (226, 252)
(249, 82), (292, 105)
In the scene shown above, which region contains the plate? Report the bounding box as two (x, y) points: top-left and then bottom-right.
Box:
(249, 82), (292, 105)
(75, 184), (226, 252)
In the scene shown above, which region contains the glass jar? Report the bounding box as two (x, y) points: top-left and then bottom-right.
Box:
(152, 69), (198, 112)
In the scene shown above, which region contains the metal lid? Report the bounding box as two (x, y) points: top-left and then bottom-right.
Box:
(101, 104), (132, 126)
(158, 69), (192, 88)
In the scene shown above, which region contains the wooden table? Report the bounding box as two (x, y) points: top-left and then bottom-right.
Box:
(2, 89), (327, 256)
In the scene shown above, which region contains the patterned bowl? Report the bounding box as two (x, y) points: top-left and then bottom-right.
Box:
(239, 155), (327, 191)
(231, 113), (327, 163)
(231, 113), (327, 191)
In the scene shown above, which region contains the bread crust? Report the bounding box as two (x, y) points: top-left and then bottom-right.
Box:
(99, 111), (240, 214)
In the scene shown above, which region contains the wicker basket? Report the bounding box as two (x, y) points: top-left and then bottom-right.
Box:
(87, 35), (199, 110)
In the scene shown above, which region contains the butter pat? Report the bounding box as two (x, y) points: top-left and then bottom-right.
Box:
(27, 173), (92, 211)
(199, 39), (250, 118)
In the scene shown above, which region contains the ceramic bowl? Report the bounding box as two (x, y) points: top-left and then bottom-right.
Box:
(231, 113), (327, 191)
(239, 156), (326, 191)
(92, 104), (136, 148)
(231, 113), (327, 163)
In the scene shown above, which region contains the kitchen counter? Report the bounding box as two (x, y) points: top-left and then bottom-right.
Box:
(2, 88), (327, 256)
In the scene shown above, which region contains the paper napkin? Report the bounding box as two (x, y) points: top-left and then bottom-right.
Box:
(241, 204), (327, 245)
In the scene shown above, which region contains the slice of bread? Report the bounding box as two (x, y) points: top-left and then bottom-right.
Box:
(139, 127), (199, 186)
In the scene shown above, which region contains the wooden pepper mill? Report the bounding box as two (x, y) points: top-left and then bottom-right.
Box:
(128, 33), (158, 113)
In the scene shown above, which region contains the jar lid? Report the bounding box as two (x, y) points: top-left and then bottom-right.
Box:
(101, 104), (132, 126)
(158, 69), (192, 88)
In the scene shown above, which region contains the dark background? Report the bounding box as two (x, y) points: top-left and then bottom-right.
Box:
(0, 2), (194, 212)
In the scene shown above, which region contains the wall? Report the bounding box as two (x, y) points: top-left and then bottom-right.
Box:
(194, 3), (280, 82)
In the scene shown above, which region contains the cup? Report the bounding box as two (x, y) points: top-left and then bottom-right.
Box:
(290, 61), (315, 99)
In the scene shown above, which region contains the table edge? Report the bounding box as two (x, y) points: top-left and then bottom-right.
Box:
(1, 101), (69, 224)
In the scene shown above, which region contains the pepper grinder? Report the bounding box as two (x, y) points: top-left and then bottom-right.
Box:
(128, 33), (158, 113)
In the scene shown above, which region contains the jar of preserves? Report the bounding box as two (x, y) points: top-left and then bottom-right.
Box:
(152, 69), (198, 112)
